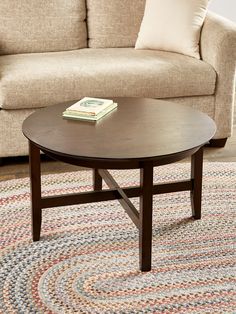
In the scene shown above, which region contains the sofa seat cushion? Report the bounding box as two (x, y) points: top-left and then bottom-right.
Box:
(0, 0), (87, 55)
(0, 48), (216, 110)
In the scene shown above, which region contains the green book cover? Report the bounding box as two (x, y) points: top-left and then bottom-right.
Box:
(65, 97), (114, 116)
(63, 103), (117, 122)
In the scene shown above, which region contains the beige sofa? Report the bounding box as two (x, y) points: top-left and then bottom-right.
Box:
(0, 0), (236, 159)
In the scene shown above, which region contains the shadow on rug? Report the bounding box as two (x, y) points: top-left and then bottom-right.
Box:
(0, 162), (235, 313)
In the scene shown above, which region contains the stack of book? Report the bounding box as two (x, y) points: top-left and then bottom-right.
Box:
(62, 97), (117, 122)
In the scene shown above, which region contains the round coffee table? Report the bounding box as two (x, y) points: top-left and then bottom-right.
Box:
(22, 97), (216, 272)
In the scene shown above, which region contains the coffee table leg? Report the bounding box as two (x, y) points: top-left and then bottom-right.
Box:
(93, 169), (102, 191)
(139, 162), (153, 271)
(29, 141), (42, 241)
(191, 146), (204, 220)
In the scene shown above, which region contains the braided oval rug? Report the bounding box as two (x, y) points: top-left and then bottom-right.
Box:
(0, 162), (235, 314)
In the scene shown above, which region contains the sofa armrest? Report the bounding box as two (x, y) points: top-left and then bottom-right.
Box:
(200, 12), (236, 138)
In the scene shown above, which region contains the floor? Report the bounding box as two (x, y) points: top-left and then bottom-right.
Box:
(0, 105), (235, 182)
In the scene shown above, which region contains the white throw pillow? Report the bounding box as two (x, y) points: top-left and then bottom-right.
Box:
(135, 0), (210, 59)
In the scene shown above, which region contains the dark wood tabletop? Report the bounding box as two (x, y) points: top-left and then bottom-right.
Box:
(22, 97), (216, 165)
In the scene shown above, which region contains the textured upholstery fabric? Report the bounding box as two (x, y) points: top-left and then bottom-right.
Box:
(0, 108), (35, 157)
(201, 12), (236, 138)
(170, 95), (215, 118)
(0, 49), (216, 110)
(87, 0), (146, 48)
(0, 0), (87, 54)
(135, 0), (209, 59)
(0, 95), (215, 158)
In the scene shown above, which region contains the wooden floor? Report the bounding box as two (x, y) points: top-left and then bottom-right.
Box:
(0, 105), (235, 182)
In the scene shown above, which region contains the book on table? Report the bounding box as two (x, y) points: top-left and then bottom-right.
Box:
(62, 97), (117, 121)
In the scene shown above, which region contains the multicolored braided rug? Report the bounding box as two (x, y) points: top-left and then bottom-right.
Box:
(0, 162), (235, 313)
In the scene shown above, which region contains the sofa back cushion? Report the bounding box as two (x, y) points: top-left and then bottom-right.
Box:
(87, 0), (146, 48)
(0, 0), (87, 55)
